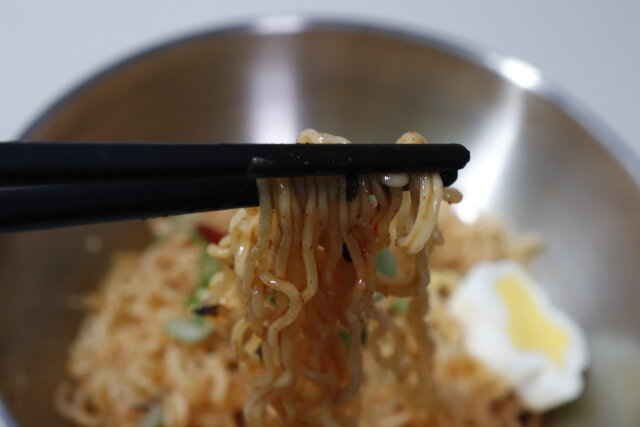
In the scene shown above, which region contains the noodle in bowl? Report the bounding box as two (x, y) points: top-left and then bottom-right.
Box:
(57, 130), (547, 426)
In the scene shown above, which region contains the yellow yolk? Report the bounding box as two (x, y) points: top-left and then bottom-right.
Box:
(497, 276), (569, 366)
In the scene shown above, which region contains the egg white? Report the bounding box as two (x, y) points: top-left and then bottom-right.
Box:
(447, 260), (589, 412)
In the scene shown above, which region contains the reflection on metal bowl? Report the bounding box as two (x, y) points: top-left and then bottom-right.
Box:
(1, 16), (639, 427)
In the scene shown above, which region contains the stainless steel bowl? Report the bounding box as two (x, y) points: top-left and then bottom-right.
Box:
(2, 17), (639, 427)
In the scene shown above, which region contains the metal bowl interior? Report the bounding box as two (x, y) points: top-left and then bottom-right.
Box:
(2, 18), (640, 427)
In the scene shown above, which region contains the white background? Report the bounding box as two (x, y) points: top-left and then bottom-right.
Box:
(1, 0), (639, 155)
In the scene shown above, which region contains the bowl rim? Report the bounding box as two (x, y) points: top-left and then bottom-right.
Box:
(6, 14), (639, 427)
(20, 15), (640, 189)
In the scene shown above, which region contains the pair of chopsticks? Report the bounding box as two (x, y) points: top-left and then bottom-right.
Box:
(0, 142), (470, 233)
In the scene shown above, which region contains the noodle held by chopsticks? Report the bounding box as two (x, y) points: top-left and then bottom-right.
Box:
(221, 130), (454, 425)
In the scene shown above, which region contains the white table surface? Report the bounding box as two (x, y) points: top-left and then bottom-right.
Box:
(0, 0), (638, 422)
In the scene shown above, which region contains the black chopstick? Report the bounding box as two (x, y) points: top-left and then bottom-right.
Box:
(0, 176), (259, 233)
(0, 142), (469, 233)
(0, 142), (469, 184)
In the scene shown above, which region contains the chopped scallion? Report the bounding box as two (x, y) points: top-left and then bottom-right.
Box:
(186, 248), (222, 307)
(189, 229), (207, 245)
(164, 317), (213, 344)
(338, 328), (350, 348)
(198, 251), (221, 288)
(388, 299), (409, 316)
(139, 406), (163, 427)
(338, 328), (367, 347)
(375, 248), (396, 277)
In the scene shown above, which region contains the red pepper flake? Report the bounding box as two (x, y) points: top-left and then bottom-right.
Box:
(373, 222), (379, 237)
(195, 224), (224, 244)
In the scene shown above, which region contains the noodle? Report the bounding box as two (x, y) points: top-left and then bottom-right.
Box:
(58, 130), (540, 426)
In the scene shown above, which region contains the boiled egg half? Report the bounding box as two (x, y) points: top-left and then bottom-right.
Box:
(448, 260), (588, 411)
